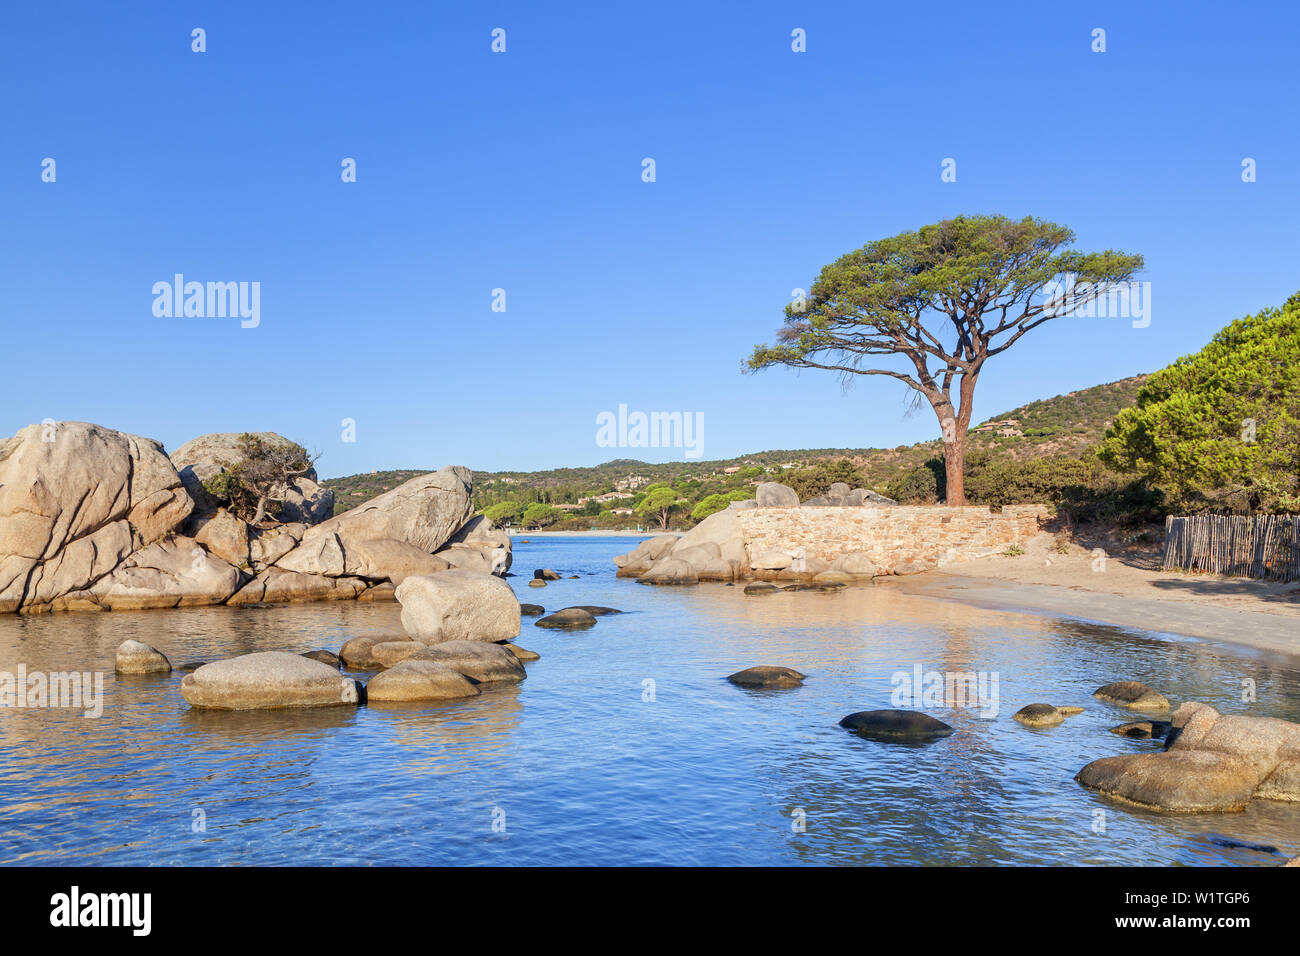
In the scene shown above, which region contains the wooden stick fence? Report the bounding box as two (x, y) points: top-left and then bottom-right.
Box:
(1162, 514), (1300, 582)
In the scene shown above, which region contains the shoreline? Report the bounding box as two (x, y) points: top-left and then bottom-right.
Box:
(895, 572), (1300, 660)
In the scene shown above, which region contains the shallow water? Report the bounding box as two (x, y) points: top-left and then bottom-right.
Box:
(1, 535), (1298, 866)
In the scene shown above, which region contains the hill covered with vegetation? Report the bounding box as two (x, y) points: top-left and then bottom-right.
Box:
(323, 374), (1150, 529)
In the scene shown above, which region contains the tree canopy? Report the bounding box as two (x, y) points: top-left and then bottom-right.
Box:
(747, 214), (1143, 503)
(1098, 292), (1300, 513)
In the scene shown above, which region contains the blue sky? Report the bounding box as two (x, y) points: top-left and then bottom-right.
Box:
(2, 1), (1297, 478)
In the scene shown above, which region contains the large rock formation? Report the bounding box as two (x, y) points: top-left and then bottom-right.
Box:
(0, 422), (193, 612)
(0, 421), (510, 614)
(1076, 702), (1300, 812)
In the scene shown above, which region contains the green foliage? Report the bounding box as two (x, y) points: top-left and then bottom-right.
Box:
(691, 490), (753, 520)
(202, 433), (314, 523)
(1098, 293), (1300, 513)
(780, 458), (866, 500)
(521, 502), (563, 528)
(885, 460), (943, 504)
(636, 486), (684, 530)
(483, 501), (523, 525)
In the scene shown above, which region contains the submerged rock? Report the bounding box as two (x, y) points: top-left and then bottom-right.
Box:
(566, 605), (622, 616)
(1110, 720), (1172, 740)
(1013, 703), (1075, 727)
(520, 603), (545, 616)
(115, 640), (172, 675)
(365, 660), (480, 702)
(727, 666), (805, 689)
(535, 608), (597, 629)
(839, 710), (954, 741)
(408, 640), (526, 684)
(301, 649), (340, 669)
(743, 582), (781, 596)
(1093, 681), (1170, 712)
(181, 652), (361, 710)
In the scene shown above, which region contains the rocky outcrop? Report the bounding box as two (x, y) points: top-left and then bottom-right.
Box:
(180, 652), (362, 710)
(1076, 702), (1300, 812)
(755, 482), (800, 508)
(0, 422), (194, 612)
(0, 421), (511, 615)
(394, 569), (521, 644)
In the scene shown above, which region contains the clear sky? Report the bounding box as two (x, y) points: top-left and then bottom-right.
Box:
(2, 1), (1297, 478)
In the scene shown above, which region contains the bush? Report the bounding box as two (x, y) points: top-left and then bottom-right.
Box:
(885, 459), (943, 503)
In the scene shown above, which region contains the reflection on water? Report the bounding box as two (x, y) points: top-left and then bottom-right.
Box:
(1, 536), (1297, 866)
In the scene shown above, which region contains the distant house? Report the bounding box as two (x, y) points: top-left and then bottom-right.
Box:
(594, 491), (634, 502)
(723, 465), (742, 474)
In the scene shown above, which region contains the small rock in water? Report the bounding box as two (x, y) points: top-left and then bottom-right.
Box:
(499, 642), (541, 662)
(339, 636), (381, 669)
(528, 579), (546, 588)
(520, 603), (545, 616)
(301, 649), (340, 669)
(566, 605), (622, 616)
(181, 652), (361, 710)
(727, 666), (805, 689)
(366, 660), (480, 702)
(365, 659), (481, 701)
(743, 582), (781, 596)
(535, 608), (597, 629)
(1109, 720), (1172, 740)
(371, 641), (426, 668)
(408, 640), (526, 684)
(1206, 834), (1280, 855)
(839, 710), (954, 742)
(1014, 703), (1066, 727)
(1093, 681), (1170, 712)
(533, 569), (561, 581)
(115, 640), (172, 675)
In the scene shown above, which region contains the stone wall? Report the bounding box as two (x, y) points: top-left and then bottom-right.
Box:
(734, 504), (1047, 574)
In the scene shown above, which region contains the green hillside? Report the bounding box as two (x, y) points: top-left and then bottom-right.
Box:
(323, 375), (1148, 526)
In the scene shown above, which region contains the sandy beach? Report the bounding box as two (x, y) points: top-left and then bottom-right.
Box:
(896, 532), (1300, 659)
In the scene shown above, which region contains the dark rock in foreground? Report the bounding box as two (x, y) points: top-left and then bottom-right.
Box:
(839, 709), (954, 741)
(727, 666), (805, 689)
